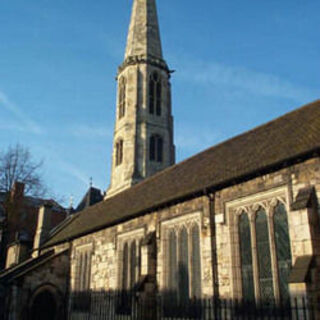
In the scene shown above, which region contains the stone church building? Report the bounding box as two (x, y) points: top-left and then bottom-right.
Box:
(1, 0), (320, 319)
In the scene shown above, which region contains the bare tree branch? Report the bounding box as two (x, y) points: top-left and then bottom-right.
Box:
(0, 144), (47, 198)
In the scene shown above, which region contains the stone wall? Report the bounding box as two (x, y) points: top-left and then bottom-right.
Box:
(71, 195), (214, 297)
(213, 157), (320, 301)
(6, 248), (70, 320)
(71, 157), (320, 305)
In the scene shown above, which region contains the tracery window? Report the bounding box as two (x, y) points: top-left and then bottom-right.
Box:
(118, 77), (126, 119)
(120, 241), (140, 291)
(149, 71), (161, 116)
(76, 249), (92, 291)
(178, 227), (190, 304)
(164, 220), (202, 304)
(190, 225), (201, 299)
(256, 208), (274, 302)
(231, 192), (292, 304)
(274, 203), (292, 301)
(117, 229), (145, 293)
(149, 135), (163, 162)
(239, 213), (255, 302)
(115, 139), (124, 166)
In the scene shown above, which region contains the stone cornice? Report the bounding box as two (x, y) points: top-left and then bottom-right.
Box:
(118, 55), (170, 76)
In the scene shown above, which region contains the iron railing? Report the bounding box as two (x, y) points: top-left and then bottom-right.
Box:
(69, 290), (316, 320)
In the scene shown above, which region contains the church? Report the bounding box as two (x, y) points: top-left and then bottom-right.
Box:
(1, 0), (320, 319)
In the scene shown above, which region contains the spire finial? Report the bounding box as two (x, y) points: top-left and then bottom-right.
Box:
(69, 194), (74, 209)
(89, 177), (93, 188)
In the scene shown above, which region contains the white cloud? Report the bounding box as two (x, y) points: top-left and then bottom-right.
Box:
(175, 59), (317, 103)
(0, 90), (43, 134)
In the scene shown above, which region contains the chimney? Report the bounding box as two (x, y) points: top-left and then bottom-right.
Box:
(10, 181), (25, 203)
(33, 201), (52, 257)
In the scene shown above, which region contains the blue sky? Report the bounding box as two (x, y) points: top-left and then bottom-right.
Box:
(0, 0), (319, 206)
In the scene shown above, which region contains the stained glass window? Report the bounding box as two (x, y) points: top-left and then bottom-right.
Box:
(274, 203), (292, 302)
(191, 225), (201, 299)
(122, 243), (129, 290)
(256, 208), (274, 302)
(130, 242), (136, 289)
(178, 227), (189, 304)
(168, 230), (178, 303)
(239, 213), (255, 302)
(82, 253), (87, 291)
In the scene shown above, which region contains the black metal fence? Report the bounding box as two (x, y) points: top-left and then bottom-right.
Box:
(69, 291), (316, 320)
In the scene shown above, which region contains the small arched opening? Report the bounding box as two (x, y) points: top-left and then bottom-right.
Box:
(29, 284), (64, 320)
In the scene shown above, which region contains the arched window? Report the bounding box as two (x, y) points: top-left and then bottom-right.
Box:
(178, 227), (189, 304)
(115, 139), (123, 166)
(256, 208), (274, 302)
(239, 213), (255, 302)
(191, 225), (201, 299)
(149, 135), (163, 162)
(274, 203), (292, 301)
(149, 72), (161, 116)
(122, 243), (129, 290)
(118, 77), (126, 119)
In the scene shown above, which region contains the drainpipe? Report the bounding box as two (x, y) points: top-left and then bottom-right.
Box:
(205, 191), (219, 299)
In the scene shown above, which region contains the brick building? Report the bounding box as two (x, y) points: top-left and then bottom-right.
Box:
(0, 0), (319, 319)
(0, 182), (66, 270)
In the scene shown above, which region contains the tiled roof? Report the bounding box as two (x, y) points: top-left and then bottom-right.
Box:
(45, 100), (320, 247)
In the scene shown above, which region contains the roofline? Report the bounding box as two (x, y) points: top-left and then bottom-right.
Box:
(43, 147), (320, 248)
(0, 248), (69, 282)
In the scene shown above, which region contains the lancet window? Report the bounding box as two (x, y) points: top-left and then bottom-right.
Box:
(234, 197), (292, 303)
(165, 221), (202, 304)
(118, 77), (126, 119)
(115, 139), (124, 166)
(75, 249), (92, 291)
(149, 71), (162, 116)
(149, 135), (163, 162)
(274, 202), (292, 301)
(121, 241), (140, 291)
(118, 231), (144, 292)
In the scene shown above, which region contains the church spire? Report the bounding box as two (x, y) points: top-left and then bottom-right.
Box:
(125, 0), (163, 60)
(106, 0), (175, 199)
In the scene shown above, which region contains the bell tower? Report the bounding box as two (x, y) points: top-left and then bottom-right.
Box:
(106, 0), (175, 198)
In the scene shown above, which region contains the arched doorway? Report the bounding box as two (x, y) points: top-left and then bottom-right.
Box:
(29, 285), (63, 320)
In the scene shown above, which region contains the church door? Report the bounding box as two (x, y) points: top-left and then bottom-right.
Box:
(30, 289), (57, 320)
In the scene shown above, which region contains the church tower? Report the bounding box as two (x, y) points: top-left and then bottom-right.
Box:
(106, 0), (175, 198)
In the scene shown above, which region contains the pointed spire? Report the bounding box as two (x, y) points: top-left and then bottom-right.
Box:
(125, 0), (163, 60)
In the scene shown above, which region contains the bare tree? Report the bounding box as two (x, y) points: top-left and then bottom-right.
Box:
(0, 144), (47, 197)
